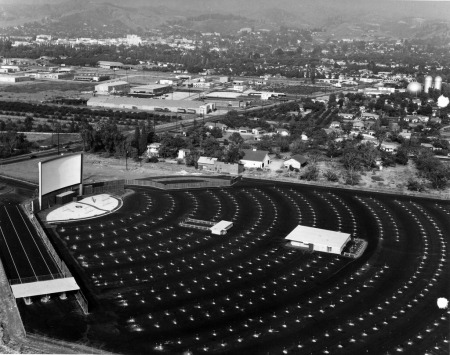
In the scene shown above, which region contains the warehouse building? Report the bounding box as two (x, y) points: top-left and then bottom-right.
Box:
(97, 61), (124, 69)
(95, 80), (130, 95)
(285, 225), (351, 255)
(74, 73), (110, 82)
(36, 72), (74, 80)
(0, 74), (33, 83)
(129, 84), (172, 97)
(87, 96), (215, 115)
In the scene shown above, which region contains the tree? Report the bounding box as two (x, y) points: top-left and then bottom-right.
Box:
(291, 139), (307, 155)
(343, 168), (361, 185)
(223, 145), (242, 163)
(395, 148), (409, 165)
(79, 121), (94, 151)
(131, 126), (140, 151)
(210, 127), (223, 138)
(139, 125), (148, 155)
(24, 116), (34, 131)
(202, 137), (223, 158)
(229, 132), (244, 146)
(302, 164), (319, 181)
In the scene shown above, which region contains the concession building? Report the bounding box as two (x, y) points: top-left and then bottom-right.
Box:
(285, 225), (351, 255)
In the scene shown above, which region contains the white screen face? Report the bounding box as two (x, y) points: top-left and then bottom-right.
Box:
(40, 154), (82, 196)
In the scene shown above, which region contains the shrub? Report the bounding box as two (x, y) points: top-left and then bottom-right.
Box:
(323, 169), (339, 182)
(148, 156), (158, 163)
(344, 170), (360, 185)
(407, 179), (426, 192)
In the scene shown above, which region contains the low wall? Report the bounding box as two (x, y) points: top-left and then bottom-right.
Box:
(0, 251), (26, 338)
(243, 176), (450, 201)
(127, 176), (238, 190)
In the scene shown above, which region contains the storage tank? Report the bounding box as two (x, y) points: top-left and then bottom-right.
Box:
(434, 76), (442, 91)
(407, 81), (422, 95)
(424, 75), (433, 93)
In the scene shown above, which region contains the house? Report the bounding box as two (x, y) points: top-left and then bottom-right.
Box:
(178, 149), (191, 160)
(352, 121), (365, 131)
(284, 155), (308, 170)
(399, 129), (412, 139)
(361, 112), (380, 120)
(329, 121), (341, 129)
(240, 149), (270, 168)
(238, 127), (251, 134)
(147, 143), (161, 157)
(252, 127), (265, 135)
(205, 122), (228, 131)
(339, 113), (354, 120)
(197, 156), (218, 170)
(429, 117), (442, 124)
(380, 142), (400, 153)
(276, 128), (290, 136)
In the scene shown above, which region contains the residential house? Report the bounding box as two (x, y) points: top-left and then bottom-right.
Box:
(276, 128), (290, 137)
(352, 121), (365, 131)
(284, 155), (308, 170)
(361, 112), (380, 120)
(178, 149), (191, 160)
(240, 149), (270, 168)
(197, 156), (218, 170)
(147, 143), (161, 157)
(252, 127), (265, 135)
(380, 142), (400, 153)
(238, 127), (251, 134)
(329, 121), (341, 129)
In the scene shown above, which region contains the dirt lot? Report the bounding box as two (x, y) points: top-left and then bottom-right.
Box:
(0, 80), (94, 103)
(0, 153), (201, 185)
(1, 153), (449, 198)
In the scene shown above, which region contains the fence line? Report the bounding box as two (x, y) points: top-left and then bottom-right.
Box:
(243, 175), (450, 201)
(126, 177), (234, 190)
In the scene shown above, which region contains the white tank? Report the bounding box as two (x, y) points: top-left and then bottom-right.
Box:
(407, 81), (422, 94)
(434, 76), (442, 91)
(424, 75), (433, 93)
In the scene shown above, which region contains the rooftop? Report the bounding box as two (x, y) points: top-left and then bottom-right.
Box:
(241, 149), (269, 162)
(285, 225), (351, 248)
(87, 96), (209, 109)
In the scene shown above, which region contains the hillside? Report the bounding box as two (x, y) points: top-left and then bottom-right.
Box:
(1, 0), (450, 39)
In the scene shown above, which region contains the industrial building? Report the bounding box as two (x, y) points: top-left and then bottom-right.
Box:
(0, 74), (32, 83)
(35, 72), (73, 80)
(87, 96), (215, 115)
(285, 225), (351, 255)
(130, 84), (172, 96)
(95, 80), (130, 95)
(97, 61), (124, 69)
(74, 73), (110, 82)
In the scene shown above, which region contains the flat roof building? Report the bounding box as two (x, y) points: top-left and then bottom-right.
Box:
(0, 74), (32, 83)
(87, 96), (215, 115)
(130, 84), (172, 96)
(95, 80), (130, 95)
(74, 73), (110, 82)
(98, 61), (124, 69)
(285, 225), (351, 255)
